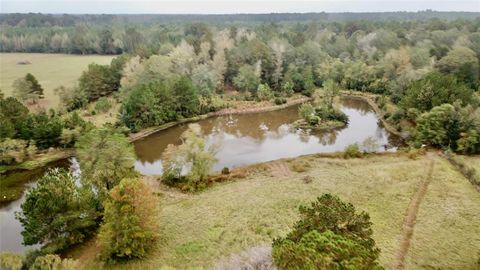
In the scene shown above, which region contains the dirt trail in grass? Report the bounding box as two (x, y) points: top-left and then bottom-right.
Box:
(391, 156), (435, 270)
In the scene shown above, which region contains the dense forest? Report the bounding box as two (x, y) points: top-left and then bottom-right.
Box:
(1, 12), (480, 54)
(1, 11), (480, 269)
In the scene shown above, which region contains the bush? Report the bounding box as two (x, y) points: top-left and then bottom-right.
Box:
(343, 143), (362, 158)
(0, 139), (29, 165)
(0, 252), (24, 270)
(272, 194), (381, 270)
(98, 178), (160, 262)
(298, 103), (314, 122)
(274, 97), (287, 105)
(94, 97), (112, 113)
(315, 106), (348, 124)
(54, 86), (88, 112)
(221, 167), (230, 175)
(30, 254), (79, 270)
(257, 84), (274, 101)
(307, 115), (320, 126)
(375, 95), (387, 108)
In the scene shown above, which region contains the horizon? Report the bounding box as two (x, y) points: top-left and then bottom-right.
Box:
(2, 10), (480, 15)
(1, 0), (479, 14)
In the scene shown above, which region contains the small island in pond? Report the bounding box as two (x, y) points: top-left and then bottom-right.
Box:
(292, 80), (349, 131)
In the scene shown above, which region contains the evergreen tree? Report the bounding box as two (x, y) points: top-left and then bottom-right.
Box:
(16, 168), (99, 253)
(76, 128), (136, 201)
(272, 194), (381, 269)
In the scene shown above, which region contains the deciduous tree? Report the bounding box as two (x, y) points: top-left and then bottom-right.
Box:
(97, 178), (160, 262)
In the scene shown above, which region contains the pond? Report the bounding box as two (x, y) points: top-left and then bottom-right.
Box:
(134, 97), (400, 175)
(0, 97), (399, 254)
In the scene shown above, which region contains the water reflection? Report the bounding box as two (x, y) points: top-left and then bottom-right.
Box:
(134, 97), (399, 175)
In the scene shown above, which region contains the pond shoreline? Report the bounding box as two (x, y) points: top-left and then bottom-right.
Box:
(1, 92), (404, 176)
(340, 91), (406, 139)
(129, 96), (312, 141)
(0, 96), (311, 176)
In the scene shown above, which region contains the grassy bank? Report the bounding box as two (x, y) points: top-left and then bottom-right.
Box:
(0, 53), (114, 108)
(73, 153), (480, 269)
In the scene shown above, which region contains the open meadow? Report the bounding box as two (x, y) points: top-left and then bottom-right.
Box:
(73, 153), (480, 269)
(0, 53), (114, 108)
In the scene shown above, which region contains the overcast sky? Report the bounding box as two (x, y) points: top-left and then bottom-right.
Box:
(1, 0), (479, 14)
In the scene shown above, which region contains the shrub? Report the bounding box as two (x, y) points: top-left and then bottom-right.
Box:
(376, 95), (387, 108)
(0, 252), (24, 270)
(281, 81), (294, 97)
(274, 97), (287, 105)
(343, 143), (362, 158)
(257, 84), (274, 101)
(272, 194), (381, 270)
(298, 103), (314, 122)
(221, 167), (230, 175)
(30, 254), (79, 270)
(0, 139), (29, 165)
(94, 97), (112, 113)
(54, 86), (88, 112)
(98, 178), (160, 262)
(315, 106), (348, 124)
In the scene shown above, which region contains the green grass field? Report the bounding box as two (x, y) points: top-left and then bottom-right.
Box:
(0, 53), (114, 108)
(73, 153), (480, 269)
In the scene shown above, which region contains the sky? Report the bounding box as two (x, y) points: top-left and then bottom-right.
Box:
(1, 0), (479, 14)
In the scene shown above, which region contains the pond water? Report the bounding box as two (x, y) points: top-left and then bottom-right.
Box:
(0, 97), (400, 254)
(134, 97), (400, 175)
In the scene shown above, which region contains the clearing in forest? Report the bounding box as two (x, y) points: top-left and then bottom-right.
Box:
(0, 53), (114, 108)
(73, 153), (480, 270)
